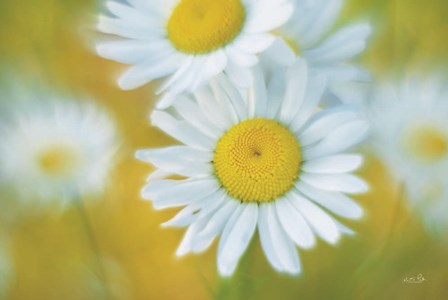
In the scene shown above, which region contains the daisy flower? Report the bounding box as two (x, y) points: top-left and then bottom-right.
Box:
(368, 75), (448, 238)
(96, 0), (293, 108)
(262, 0), (371, 103)
(0, 91), (120, 207)
(136, 59), (368, 276)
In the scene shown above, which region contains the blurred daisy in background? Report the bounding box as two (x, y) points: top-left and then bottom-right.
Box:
(136, 58), (368, 276)
(262, 0), (371, 104)
(0, 87), (120, 209)
(96, 0), (293, 108)
(368, 75), (448, 239)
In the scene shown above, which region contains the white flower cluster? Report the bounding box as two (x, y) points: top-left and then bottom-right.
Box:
(96, 0), (375, 276)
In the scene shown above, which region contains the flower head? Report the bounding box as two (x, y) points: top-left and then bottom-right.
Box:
(0, 92), (120, 207)
(263, 0), (372, 104)
(137, 59), (368, 276)
(368, 75), (448, 238)
(96, 0), (293, 108)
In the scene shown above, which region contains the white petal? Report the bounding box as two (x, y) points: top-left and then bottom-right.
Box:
(301, 154), (363, 174)
(173, 95), (223, 139)
(151, 110), (215, 151)
(197, 198), (239, 241)
(279, 58), (308, 125)
(118, 53), (184, 90)
(262, 38), (296, 67)
(259, 204), (301, 274)
(246, 2), (294, 33)
(299, 173), (369, 194)
(232, 33), (275, 54)
(135, 146), (213, 177)
(251, 66), (268, 117)
(295, 0), (343, 47)
(194, 85), (234, 131)
(298, 106), (361, 146)
(214, 73), (248, 121)
(265, 68), (287, 119)
(177, 216), (211, 256)
(225, 62), (253, 88)
(141, 178), (219, 209)
(218, 203), (258, 276)
(226, 46), (258, 67)
(289, 192), (341, 244)
(304, 24), (372, 63)
(297, 182), (363, 220)
(290, 75), (327, 132)
(275, 196), (316, 249)
(303, 120), (369, 159)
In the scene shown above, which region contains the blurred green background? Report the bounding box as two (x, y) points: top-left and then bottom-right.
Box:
(0, 0), (447, 299)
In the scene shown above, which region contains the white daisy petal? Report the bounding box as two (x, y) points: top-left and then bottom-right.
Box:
(251, 66), (268, 117)
(135, 147), (213, 177)
(289, 192), (341, 244)
(299, 173), (369, 194)
(118, 53), (184, 90)
(194, 86), (234, 131)
(304, 24), (372, 63)
(218, 203), (258, 276)
(297, 182), (363, 220)
(258, 205), (284, 272)
(259, 204), (301, 274)
(298, 106), (361, 146)
(279, 58), (308, 125)
(173, 96), (223, 139)
(151, 110), (215, 151)
(275, 196), (316, 249)
(246, 2), (294, 33)
(141, 178), (219, 209)
(303, 120), (369, 159)
(295, 0), (343, 47)
(290, 75), (327, 132)
(197, 198), (240, 241)
(301, 154), (364, 174)
(214, 74), (248, 121)
(177, 216), (211, 256)
(265, 68), (287, 119)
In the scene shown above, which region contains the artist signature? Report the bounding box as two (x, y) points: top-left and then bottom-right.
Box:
(402, 273), (426, 284)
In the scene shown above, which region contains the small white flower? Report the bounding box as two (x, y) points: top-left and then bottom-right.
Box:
(368, 75), (448, 238)
(262, 0), (371, 104)
(0, 93), (120, 207)
(96, 0), (293, 108)
(136, 59), (368, 276)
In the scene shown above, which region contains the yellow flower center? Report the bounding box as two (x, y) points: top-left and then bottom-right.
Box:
(167, 0), (246, 54)
(403, 125), (448, 162)
(37, 145), (79, 176)
(213, 118), (302, 203)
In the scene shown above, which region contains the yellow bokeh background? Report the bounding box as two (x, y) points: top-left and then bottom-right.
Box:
(0, 0), (447, 299)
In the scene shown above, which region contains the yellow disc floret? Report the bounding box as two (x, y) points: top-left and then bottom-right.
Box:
(167, 0), (246, 54)
(403, 125), (448, 162)
(37, 144), (79, 176)
(213, 118), (302, 203)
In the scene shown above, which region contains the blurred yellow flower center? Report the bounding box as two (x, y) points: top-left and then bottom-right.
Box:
(167, 0), (246, 54)
(37, 145), (79, 176)
(404, 125), (448, 162)
(213, 118), (302, 203)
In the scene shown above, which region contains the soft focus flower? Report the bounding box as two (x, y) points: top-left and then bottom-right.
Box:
(96, 0), (293, 108)
(0, 92), (120, 207)
(262, 0), (371, 103)
(136, 59), (368, 276)
(367, 75), (448, 239)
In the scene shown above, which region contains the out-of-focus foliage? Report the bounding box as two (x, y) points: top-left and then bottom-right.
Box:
(0, 0), (447, 299)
